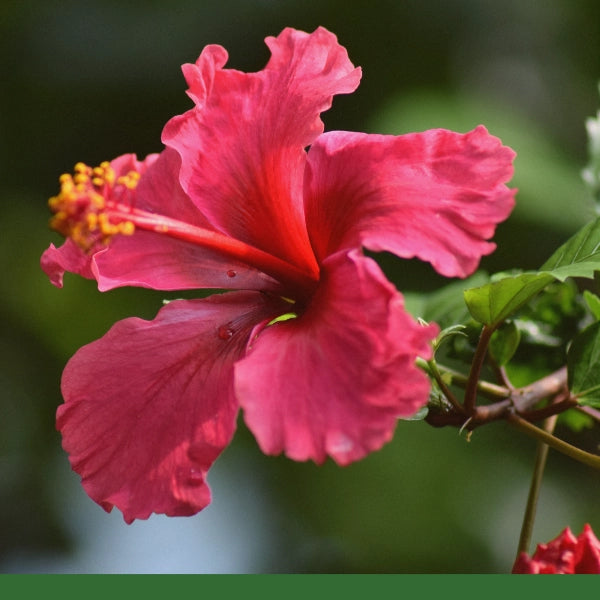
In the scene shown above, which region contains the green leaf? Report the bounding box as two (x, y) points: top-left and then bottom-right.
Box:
(465, 216), (600, 326)
(583, 289), (600, 320)
(464, 272), (553, 326)
(567, 321), (600, 407)
(540, 216), (600, 277)
(489, 321), (521, 366)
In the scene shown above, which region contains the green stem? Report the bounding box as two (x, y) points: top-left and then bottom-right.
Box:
(507, 412), (600, 469)
(516, 415), (557, 558)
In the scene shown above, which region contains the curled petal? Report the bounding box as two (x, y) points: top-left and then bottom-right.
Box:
(57, 293), (281, 522)
(162, 27), (361, 274)
(304, 127), (516, 277)
(235, 250), (438, 466)
(41, 239), (95, 288)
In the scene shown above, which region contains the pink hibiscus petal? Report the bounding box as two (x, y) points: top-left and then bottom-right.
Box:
(235, 249), (438, 466)
(162, 27), (361, 274)
(57, 293), (283, 522)
(92, 232), (282, 292)
(304, 127), (516, 277)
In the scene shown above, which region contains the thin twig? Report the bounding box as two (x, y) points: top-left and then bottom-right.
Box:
(464, 325), (496, 415)
(511, 367), (568, 414)
(495, 365), (516, 390)
(516, 415), (558, 558)
(425, 366), (568, 430)
(518, 395), (577, 423)
(507, 412), (600, 469)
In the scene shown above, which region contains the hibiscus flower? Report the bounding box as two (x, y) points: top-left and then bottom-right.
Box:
(513, 524), (600, 574)
(41, 27), (516, 523)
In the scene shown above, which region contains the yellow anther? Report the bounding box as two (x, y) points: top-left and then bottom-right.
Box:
(86, 213), (98, 229)
(74, 173), (89, 185)
(90, 193), (105, 209)
(104, 165), (116, 186)
(58, 178), (74, 194)
(117, 171), (141, 190)
(119, 221), (135, 236)
(48, 159), (139, 251)
(97, 212), (112, 233)
(52, 210), (67, 223)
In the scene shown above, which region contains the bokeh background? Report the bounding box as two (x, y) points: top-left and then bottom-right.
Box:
(2, 0), (600, 573)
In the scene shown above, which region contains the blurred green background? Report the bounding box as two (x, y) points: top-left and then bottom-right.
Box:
(2, 0), (600, 573)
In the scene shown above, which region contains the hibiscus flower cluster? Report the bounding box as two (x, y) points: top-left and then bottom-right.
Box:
(513, 525), (600, 574)
(41, 27), (516, 523)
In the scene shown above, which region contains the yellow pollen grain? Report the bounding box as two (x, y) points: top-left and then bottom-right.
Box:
(90, 193), (105, 209)
(97, 213), (110, 228)
(48, 159), (141, 250)
(59, 179), (74, 194)
(119, 221), (135, 235)
(74, 162), (90, 174)
(73, 174), (88, 185)
(86, 213), (98, 229)
(117, 171), (141, 190)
